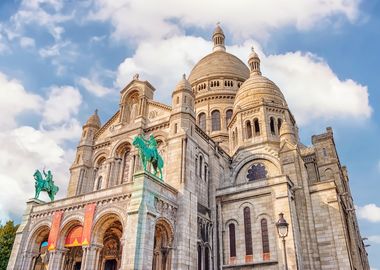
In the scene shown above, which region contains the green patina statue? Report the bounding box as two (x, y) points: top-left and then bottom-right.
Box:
(133, 134), (164, 180)
(34, 169), (59, 201)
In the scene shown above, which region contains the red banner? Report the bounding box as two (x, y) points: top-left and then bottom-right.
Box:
(81, 203), (96, 246)
(47, 211), (63, 250)
(65, 226), (83, 247)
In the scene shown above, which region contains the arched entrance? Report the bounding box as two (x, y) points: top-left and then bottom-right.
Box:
(152, 219), (174, 270)
(63, 225), (84, 270)
(92, 213), (124, 270)
(28, 225), (50, 270)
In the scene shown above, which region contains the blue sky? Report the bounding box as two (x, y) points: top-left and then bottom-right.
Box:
(0, 0), (379, 268)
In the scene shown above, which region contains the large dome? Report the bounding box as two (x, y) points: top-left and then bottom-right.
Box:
(188, 51), (250, 84)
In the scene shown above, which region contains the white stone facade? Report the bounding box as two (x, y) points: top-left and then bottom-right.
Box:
(8, 25), (369, 270)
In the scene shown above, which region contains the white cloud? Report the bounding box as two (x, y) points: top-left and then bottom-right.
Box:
(42, 85), (82, 125)
(0, 73), (82, 222)
(262, 51), (372, 125)
(19, 36), (35, 48)
(0, 126), (73, 221)
(116, 36), (372, 125)
(357, 204), (380, 223)
(89, 0), (361, 41)
(0, 72), (42, 129)
(38, 41), (70, 58)
(116, 35), (211, 98)
(79, 77), (113, 97)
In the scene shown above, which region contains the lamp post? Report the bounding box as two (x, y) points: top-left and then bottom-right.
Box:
(276, 213), (289, 270)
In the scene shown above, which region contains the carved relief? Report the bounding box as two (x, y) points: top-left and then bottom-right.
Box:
(154, 198), (177, 223)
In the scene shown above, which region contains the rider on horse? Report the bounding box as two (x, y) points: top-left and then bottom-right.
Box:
(143, 134), (159, 162)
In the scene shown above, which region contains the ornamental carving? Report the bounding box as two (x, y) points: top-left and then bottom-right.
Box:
(154, 197), (177, 222)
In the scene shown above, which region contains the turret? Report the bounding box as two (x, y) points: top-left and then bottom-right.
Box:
(80, 109), (101, 145)
(171, 74), (195, 116)
(67, 110), (101, 197)
(279, 120), (297, 145)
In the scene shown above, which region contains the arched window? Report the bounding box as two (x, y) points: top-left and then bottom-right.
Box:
(261, 219), (270, 258)
(199, 156), (203, 178)
(204, 165), (207, 181)
(244, 207), (253, 256)
(198, 245), (202, 270)
(270, 117), (276, 135)
(176, 96), (179, 104)
(226, 109), (233, 126)
(247, 163), (267, 181)
(205, 247), (210, 270)
(96, 176), (102, 190)
(277, 118), (282, 133)
(121, 150), (131, 184)
(254, 118), (260, 136)
(211, 110), (221, 131)
(229, 223), (236, 258)
(246, 121), (252, 139)
(198, 113), (206, 130)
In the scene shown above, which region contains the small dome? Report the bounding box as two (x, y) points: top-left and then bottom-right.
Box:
(234, 50), (286, 110)
(173, 74), (192, 94)
(188, 51), (250, 85)
(85, 110), (101, 129)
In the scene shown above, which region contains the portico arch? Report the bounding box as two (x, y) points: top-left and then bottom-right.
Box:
(152, 218), (174, 270)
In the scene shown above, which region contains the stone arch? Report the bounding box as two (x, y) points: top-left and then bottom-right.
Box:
(57, 217), (84, 249)
(238, 202), (255, 219)
(91, 210), (124, 270)
(152, 218), (175, 270)
(58, 218), (84, 270)
(121, 89), (141, 123)
(93, 151), (109, 167)
(25, 222), (50, 270)
(91, 207), (126, 245)
(26, 222), (50, 253)
(232, 153), (281, 181)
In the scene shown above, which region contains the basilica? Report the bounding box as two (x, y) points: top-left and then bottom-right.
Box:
(8, 25), (370, 270)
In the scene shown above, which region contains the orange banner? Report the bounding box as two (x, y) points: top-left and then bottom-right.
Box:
(65, 226), (83, 247)
(81, 203), (96, 246)
(47, 211), (63, 250)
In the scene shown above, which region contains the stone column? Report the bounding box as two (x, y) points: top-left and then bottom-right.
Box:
(93, 245), (103, 270)
(21, 251), (38, 270)
(47, 249), (65, 270)
(82, 244), (103, 270)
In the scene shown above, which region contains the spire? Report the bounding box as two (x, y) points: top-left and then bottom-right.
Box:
(212, 22), (225, 52)
(248, 47), (261, 75)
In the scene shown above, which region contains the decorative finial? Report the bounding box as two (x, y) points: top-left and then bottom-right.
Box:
(217, 21), (220, 26)
(251, 46), (255, 52)
(133, 73), (139, 80)
(95, 109), (98, 115)
(182, 73), (186, 80)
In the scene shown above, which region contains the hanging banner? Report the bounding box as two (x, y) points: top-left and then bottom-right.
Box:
(47, 210), (63, 250)
(81, 203), (96, 246)
(65, 226), (83, 247)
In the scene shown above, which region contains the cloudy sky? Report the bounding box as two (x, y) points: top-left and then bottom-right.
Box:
(0, 0), (379, 267)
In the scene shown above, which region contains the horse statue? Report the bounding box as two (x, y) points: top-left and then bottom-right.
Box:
(132, 134), (164, 180)
(34, 169), (59, 201)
